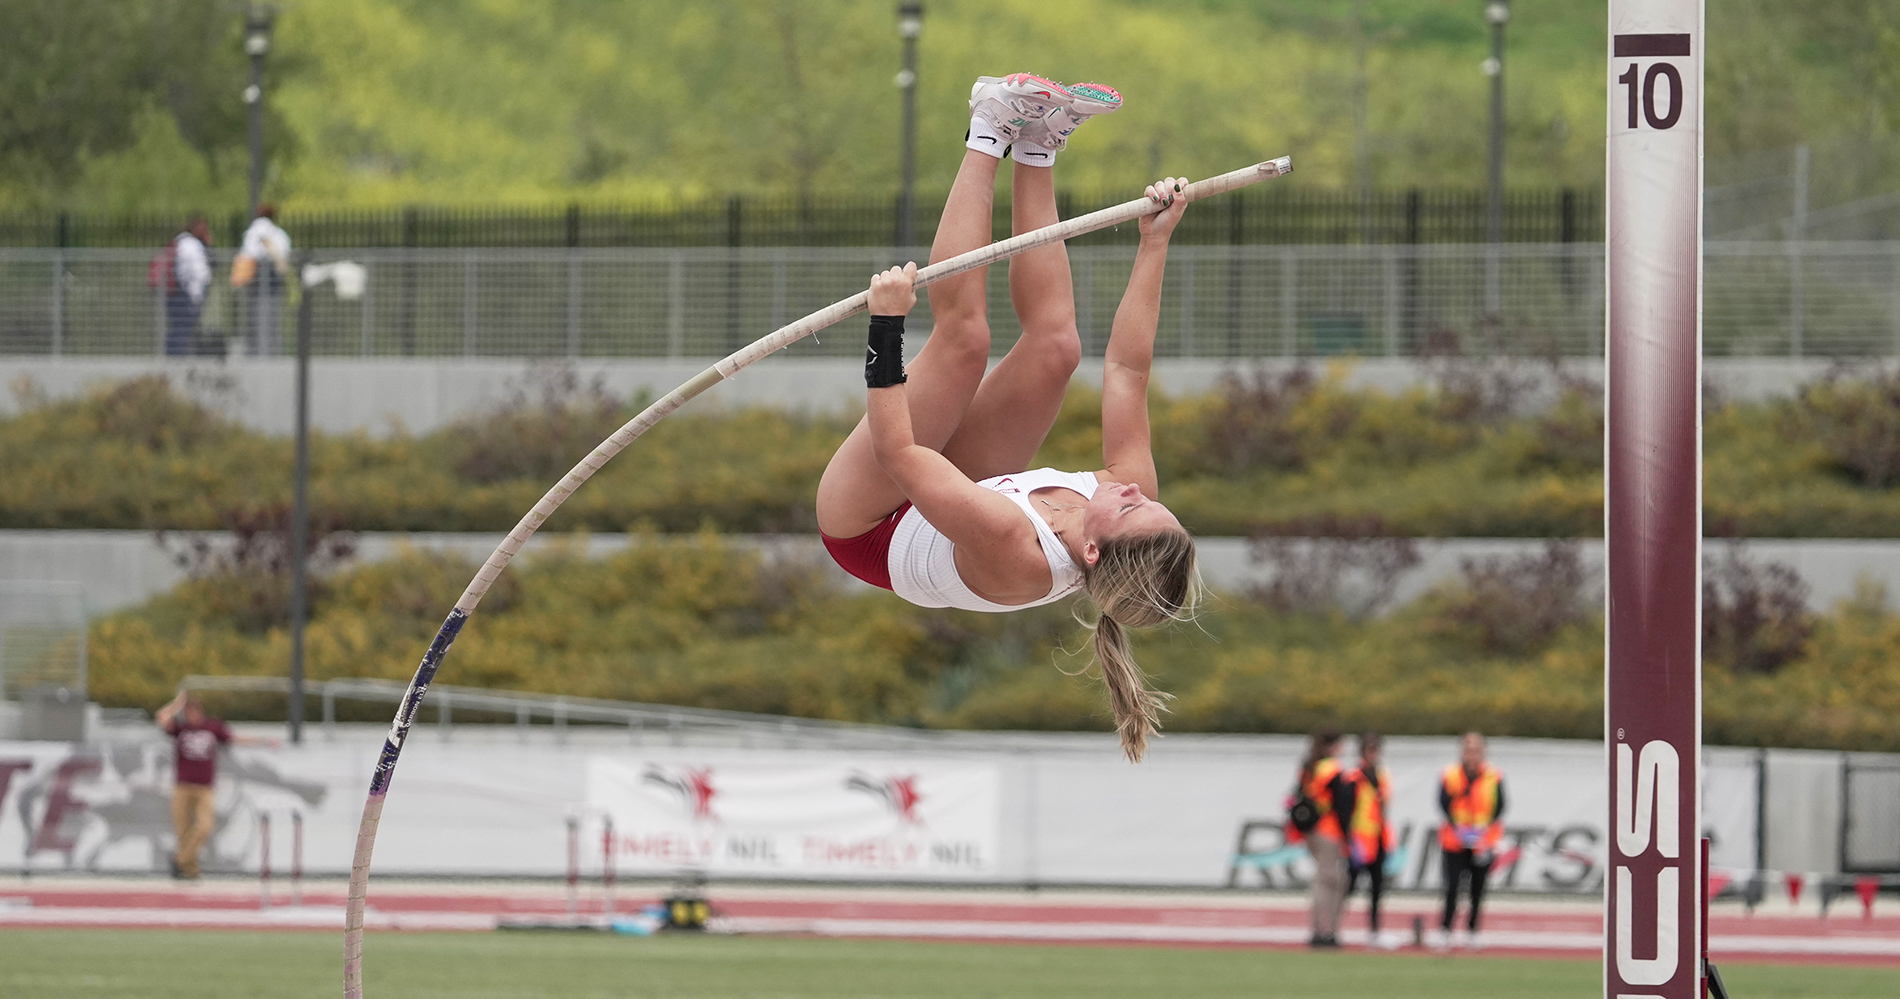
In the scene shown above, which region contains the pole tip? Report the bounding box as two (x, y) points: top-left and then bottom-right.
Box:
(1263, 156), (1293, 176)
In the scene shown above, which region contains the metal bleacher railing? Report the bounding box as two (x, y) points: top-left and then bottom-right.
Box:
(4, 241), (1898, 360)
(174, 673), (964, 751)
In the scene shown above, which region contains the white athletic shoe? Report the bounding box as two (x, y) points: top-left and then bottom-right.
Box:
(1451, 928), (1473, 950)
(1038, 80), (1123, 151)
(1428, 928), (1453, 952)
(1465, 930), (1487, 952)
(1372, 930), (1402, 951)
(969, 73), (1072, 147)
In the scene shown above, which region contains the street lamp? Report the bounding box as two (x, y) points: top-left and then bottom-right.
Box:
(1481, 0), (1508, 320)
(894, 1), (924, 251)
(244, 4), (277, 217)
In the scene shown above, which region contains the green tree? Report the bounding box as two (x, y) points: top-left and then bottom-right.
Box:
(0, 0), (290, 210)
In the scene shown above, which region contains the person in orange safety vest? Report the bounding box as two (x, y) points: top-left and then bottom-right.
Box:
(1346, 731), (1399, 948)
(1291, 728), (1356, 949)
(1437, 731), (1506, 949)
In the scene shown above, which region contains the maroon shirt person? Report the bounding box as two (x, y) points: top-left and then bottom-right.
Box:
(156, 692), (275, 878)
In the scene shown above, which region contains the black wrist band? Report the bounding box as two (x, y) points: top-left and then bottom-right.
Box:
(865, 314), (907, 388)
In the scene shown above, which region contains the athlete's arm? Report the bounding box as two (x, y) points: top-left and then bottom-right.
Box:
(1099, 178), (1187, 497)
(862, 265), (1035, 557)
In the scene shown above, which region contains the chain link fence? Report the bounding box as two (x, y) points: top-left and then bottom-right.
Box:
(2, 242), (1897, 359)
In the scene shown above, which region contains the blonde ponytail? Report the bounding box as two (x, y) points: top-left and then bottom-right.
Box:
(1077, 529), (1202, 762)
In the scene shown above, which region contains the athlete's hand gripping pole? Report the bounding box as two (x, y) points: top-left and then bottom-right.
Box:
(342, 155), (1290, 999)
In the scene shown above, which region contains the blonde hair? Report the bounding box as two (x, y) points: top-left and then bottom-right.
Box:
(1076, 529), (1203, 762)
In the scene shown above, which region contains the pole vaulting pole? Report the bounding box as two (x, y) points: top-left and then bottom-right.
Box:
(341, 156), (1291, 998)
(1605, 3), (1702, 998)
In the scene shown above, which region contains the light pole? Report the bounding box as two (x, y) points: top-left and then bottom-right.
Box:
(289, 251), (312, 745)
(243, 5), (277, 217)
(894, 1), (924, 251)
(1481, 0), (1509, 318)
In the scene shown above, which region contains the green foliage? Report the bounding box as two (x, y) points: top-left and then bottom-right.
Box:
(88, 533), (1900, 751)
(0, 1), (291, 211)
(7, 0), (1897, 213)
(22, 366), (1900, 538)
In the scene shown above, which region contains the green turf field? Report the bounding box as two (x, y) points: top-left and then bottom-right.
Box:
(0, 930), (1892, 999)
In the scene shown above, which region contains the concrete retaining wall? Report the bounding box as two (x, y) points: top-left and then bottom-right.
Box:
(3, 529), (1896, 617)
(0, 356), (1847, 437)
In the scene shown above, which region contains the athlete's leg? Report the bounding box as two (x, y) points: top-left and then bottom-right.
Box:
(939, 158), (1082, 480)
(817, 149), (999, 537)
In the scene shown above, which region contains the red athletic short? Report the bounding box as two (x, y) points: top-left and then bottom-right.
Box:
(820, 502), (911, 591)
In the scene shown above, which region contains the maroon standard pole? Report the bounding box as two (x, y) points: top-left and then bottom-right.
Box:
(1605, 4), (1704, 998)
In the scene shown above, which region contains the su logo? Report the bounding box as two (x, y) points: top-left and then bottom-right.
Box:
(1613, 739), (1681, 994)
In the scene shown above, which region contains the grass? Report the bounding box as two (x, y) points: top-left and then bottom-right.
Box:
(0, 930), (1893, 999)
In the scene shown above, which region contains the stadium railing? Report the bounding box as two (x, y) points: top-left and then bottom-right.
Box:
(2, 241), (1895, 359)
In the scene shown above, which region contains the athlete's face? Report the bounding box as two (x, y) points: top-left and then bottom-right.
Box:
(1080, 480), (1182, 564)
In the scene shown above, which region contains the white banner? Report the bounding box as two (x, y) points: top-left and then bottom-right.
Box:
(586, 758), (999, 879)
(0, 736), (1794, 886)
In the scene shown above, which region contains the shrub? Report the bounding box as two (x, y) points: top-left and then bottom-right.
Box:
(1188, 365), (1328, 474)
(445, 364), (636, 484)
(1433, 540), (1591, 655)
(1785, 366), (1900, 487)
(83, 532), (1900, 751)
(1246, 515), (1421, 619)
(1702, 541), (1813, 676)
(157, 505), (358, 633)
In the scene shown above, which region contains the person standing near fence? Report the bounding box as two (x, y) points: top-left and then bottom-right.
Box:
(157, 216), (213, 356)
(234, 204), (292, 356)
(1435, 730), (1506, 950)
(1346, 730), (1399, 949)
(156, 692), (277, 879)
(1288, 728), (1356, 948)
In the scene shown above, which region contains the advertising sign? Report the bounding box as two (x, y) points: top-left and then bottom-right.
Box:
(587, 758), (1000, 879)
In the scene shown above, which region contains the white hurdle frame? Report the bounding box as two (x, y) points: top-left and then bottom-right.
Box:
(342, 156), (1292, 998)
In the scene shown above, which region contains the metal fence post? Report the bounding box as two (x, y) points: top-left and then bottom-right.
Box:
(1280, 246), (1297, 357)
(1227, 198), (1245, 356)
(1588, 244), (1606, 357)
(359, 262), (374, 360)
(50, 254), (64, 357)
(1891, 249), (1899, 358)
(770, 249), (787, 332)
(566, 249), (582, 358)
(1790, 144), (1809, 359)
(1179, 252), (1196, 358)
(667, 252), (684, 359)
(725, 196), (744, 352)
(1086, 254), (1102, 357)
(1384, 247), (1399, 357)
(463, 252), (477, 357)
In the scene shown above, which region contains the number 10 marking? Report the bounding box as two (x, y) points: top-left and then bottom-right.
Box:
(1613, 32), (1691, 131)
(1619, 62), (1683, 130)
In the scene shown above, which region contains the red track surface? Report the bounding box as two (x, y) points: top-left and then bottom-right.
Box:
(3, 880), (1895, 965)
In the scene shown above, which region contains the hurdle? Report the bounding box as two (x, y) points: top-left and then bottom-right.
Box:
(1604, 3), (1705, 998)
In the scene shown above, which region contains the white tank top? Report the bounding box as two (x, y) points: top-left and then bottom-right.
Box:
(887, 468), (1099, 612)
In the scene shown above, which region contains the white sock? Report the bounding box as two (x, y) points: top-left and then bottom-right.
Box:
(1011, 138), (1056, 167)
(966, 115), (1008, 158)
